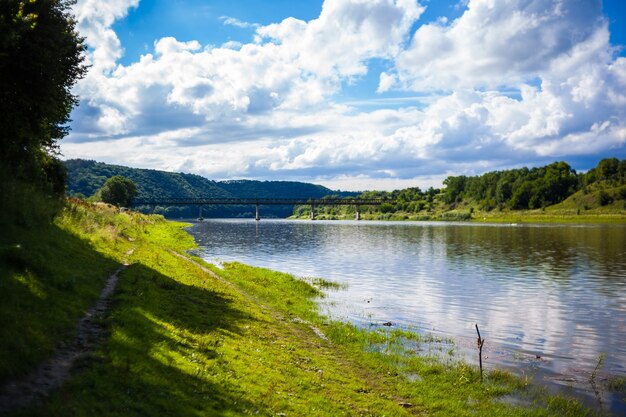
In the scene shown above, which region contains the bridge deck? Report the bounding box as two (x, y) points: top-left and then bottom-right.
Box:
(133, 198), (389, 206)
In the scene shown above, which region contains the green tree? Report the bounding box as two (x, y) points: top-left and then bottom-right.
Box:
(597, 158), (620, 182)
(443, 176), (467, 204)
(0, 0), (86, 183)
(508, 181), (533, 209)
(96, 176), (137, 207)
(495, 178), (512, 205)
(380, 202), (394, 213)
(619, 160), (626, 184)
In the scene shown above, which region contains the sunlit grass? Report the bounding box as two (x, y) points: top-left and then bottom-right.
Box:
(3, 201), (598, 416)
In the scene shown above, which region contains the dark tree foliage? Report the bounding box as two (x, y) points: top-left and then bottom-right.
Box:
(583, 158), (626, 186)
(96, 176), (137, 207)
(41, 154), (68, 196)
(443, 176), (467, 204)
(597, 158), (620, 181)
(443, 162), (580, 210)
(598, 190), (613, 206)
(0, 0), (86, 185)
(439, 158), (626, 211)
(356, 187), (436, 214)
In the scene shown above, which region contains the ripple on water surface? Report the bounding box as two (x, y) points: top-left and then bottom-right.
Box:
(189, 219), (626, 412)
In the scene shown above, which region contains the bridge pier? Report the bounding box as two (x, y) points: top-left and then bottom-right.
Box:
(133, 198), (389, 220)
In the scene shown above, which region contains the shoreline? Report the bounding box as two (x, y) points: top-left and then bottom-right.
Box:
(4, 203), (610, 416)
(288, 211), (626, 224)
(187, 217), (626, 414)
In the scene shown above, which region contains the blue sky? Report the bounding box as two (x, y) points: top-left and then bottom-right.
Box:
(66, 0), (626, 190)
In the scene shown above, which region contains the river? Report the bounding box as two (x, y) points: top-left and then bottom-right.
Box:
(188, 219), (626, 413)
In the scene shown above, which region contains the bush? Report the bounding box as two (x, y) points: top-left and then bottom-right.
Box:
(380, 203), (394, 213)
(95, 176), (137, 207)
(598, 190), (613, 206)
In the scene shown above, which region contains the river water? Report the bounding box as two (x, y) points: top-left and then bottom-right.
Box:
(188, 219), (626, 413)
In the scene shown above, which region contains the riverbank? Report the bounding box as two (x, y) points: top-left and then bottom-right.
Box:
(1, 202), (598, 416)
(290, 208), (626, 223)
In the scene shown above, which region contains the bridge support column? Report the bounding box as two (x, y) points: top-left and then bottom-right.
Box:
(255, 204), (260, 221)
(310, 204), (316, 220)
(355, 205), (361, 221)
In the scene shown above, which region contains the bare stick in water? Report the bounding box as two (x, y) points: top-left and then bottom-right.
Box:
(475, 324), (485, 382)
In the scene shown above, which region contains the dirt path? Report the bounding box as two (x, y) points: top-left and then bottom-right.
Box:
(0, 249), (134, 415)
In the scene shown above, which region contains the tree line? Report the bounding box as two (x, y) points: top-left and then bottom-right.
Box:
(1, 0), (85, 226)
(443, 158), (626, 211)
(297, 158), (626, 219)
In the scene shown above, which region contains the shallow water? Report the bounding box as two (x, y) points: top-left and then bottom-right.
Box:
(189, 219), (626, 413)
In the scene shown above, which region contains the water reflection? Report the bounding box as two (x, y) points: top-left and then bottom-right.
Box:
(189, 219), (626, 411)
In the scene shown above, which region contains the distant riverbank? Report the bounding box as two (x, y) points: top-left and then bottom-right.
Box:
(290, 208), (626, 223)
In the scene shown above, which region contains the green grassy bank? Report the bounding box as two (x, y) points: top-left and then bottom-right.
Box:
(291, 210), (626, 224)
(290, 204), (626, 224)
(1, 201), (597, 416)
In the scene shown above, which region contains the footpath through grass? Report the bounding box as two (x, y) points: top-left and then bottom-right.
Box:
(1, 202), (596, 416)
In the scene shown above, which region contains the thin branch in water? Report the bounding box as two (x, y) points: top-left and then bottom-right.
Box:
(475, 324), (485, 382)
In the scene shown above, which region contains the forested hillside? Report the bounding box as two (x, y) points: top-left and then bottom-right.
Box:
(442, 158), (626, 210)
(65, 159), (353, 218)
(296, 158), (626, 221)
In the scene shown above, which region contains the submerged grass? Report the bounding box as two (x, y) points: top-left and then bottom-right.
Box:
(2, 202), (598, 416)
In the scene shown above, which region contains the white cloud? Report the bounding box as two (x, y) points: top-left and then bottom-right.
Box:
(220, 16), (259, 29)
(257, 0), (424, 81)
(154, 37), (202, 55)
(377, 72), (397, 93)
(65, 0), (626, 190)
(392, 0), (605, 91)
(221, 41), (243, 50)
(73, 0), (140, 72)
(70, 0), (426, 138)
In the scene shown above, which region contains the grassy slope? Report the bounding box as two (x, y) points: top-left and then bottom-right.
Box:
(474, 184), (626, 223)
(2, 202), (595, 416)
(0, 202), (128, 382)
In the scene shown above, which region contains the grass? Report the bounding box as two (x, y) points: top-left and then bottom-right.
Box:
(2, 201), (599, 416)
(0, 201), (127, 382)
(470, 209), (626, 224)
(291, 206), (626, 224)
(607, 376), (626, 392)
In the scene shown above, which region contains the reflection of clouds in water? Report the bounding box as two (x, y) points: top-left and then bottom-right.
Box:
(190, 220), (626, 382)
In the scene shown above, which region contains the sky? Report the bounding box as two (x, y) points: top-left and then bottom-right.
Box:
(64, 0), (626, 191)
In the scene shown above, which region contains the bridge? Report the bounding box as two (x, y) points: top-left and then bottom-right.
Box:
(132, 198), (390, 221)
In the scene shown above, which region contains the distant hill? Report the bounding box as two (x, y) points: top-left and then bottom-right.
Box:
(64, 159), (355, 218)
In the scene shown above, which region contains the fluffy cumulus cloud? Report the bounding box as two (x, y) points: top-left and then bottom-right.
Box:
(256, 0), (423, 81)
(73, 0), (140, 72)
(65, 0), (626, 190)
(381, 0), (626, 166)
(390, 0), (606, 90)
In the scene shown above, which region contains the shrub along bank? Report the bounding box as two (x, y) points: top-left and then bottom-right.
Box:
(1, 201), (594, 416)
